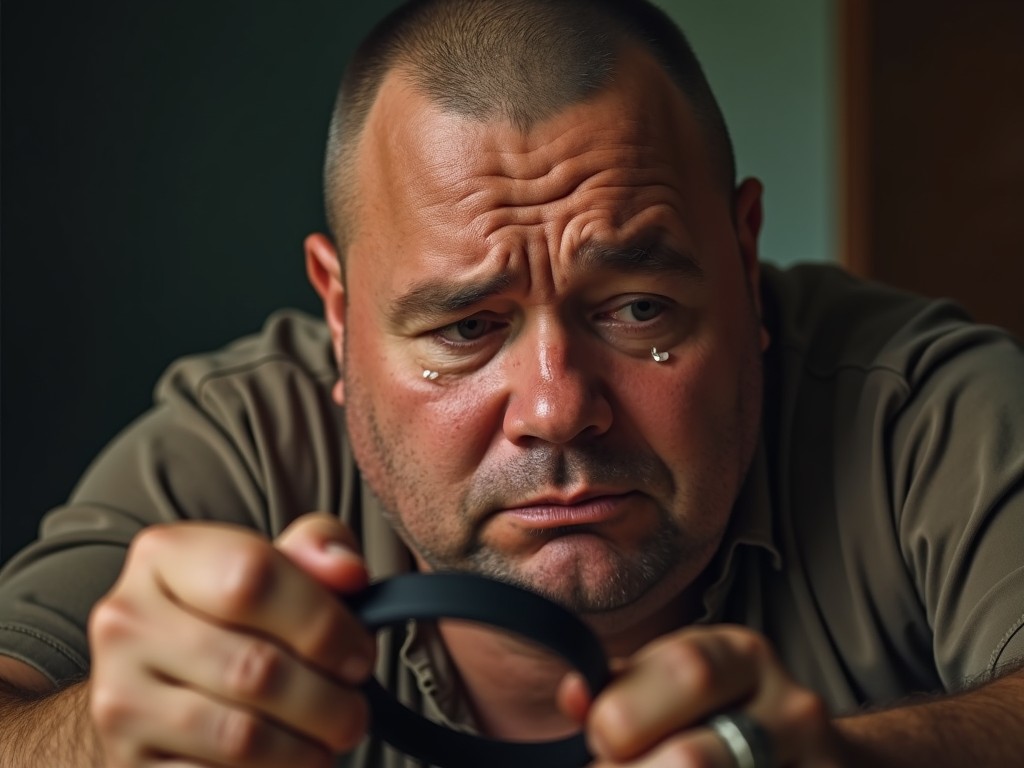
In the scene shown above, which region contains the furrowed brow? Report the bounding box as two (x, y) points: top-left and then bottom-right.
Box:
(389, 272), (514, 328)
(576, 242), (705, 281)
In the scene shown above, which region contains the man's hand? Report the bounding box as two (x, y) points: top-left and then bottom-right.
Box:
(88, 514), (375, 768)
(561, 625), (842, 767)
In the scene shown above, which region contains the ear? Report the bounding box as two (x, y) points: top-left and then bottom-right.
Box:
(733, 178), (770, 352)
(305, 233), (348, 405)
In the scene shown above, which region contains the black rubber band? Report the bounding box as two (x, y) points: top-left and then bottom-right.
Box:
(347, 573), (611, 768)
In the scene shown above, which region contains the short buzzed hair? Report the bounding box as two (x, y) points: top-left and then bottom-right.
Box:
(324, 0), (735, 260)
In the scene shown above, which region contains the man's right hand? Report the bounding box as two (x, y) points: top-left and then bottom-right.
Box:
(89, 513), (375, 767)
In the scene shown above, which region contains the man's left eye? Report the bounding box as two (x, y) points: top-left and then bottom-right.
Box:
(617, 298), (664, 322)
(454, 318), (489, 339)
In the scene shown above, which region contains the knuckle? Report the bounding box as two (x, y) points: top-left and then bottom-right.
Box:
(299, 609), (345, 659)
(213, 707), (266, 762)
(88, 595), (139, 648)
(125, 524), (178, 568)
(302, 608), (372, 675)
(661, 641), (718, 696)
(223, 638), (282, 700)
(90, 683), (132, 734)
(90, 690), (150, 768)
(128, 524), (168, 555)
(590, 695), (637, 758)
(212, 541), (278, 617)
(787, 687), (830, 726)
(725, 625), (770, 660)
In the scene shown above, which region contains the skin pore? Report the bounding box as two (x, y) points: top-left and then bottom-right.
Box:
(308, 46), (768, 737)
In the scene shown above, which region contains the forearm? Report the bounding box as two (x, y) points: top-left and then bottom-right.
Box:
(835, 668), (1024, 767)
(0, 679), (104, 768)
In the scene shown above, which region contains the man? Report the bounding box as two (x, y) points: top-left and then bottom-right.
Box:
(1, 0), (1022, 766)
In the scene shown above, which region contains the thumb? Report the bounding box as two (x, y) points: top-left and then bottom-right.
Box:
(274, 512), (369, 594)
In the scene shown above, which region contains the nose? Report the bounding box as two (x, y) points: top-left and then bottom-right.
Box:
(501, 326), (613, 446)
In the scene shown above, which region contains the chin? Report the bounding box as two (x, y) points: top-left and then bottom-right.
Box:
(517, 538), (710, 655)
(469, 533), (688, 615)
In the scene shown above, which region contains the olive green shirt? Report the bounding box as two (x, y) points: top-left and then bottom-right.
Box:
(2, 264), (1023, 766)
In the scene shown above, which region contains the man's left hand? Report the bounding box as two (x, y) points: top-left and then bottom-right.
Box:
(560, 624), (843, 766)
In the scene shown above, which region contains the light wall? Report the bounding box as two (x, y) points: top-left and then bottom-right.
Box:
(656, 1), (838, 266)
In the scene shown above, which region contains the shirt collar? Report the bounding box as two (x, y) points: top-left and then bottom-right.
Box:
(698, 437), (782, 622)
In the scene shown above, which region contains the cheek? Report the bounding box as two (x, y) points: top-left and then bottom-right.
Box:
(348, 336), (502, 486)
(415, 381), (505, 476)
(617, 323), (754, 489)
(626, 350), (723, 454)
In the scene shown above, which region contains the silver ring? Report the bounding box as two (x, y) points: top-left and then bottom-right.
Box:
(708, 712), (773, 768)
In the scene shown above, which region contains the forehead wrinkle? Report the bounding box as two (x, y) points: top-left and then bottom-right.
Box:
(456, 144), (661, 221)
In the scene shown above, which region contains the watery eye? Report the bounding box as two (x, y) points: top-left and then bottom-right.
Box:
(439, 317), (493, 342)
(628, 299), (662, 322)
(456, 318), (488, 339)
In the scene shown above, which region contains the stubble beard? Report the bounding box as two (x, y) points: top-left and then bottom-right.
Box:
(344, 378), (718, 616)
(458, 510), (696, 616)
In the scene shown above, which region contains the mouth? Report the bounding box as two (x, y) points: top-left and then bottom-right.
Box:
(496, 491), (637, 531)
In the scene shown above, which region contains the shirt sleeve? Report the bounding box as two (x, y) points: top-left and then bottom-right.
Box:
(889, 320), (1024, 689)
(0, 312), (346, 685)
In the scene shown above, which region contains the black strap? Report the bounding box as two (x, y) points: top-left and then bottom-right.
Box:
(347, 573), (611, 768)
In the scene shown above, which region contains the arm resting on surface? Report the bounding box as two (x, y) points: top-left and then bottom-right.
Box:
(0, 655), (103, 768)
(836, 666), (1024, 767)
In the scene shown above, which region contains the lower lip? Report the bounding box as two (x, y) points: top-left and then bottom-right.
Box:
(499, 495), (631, 530)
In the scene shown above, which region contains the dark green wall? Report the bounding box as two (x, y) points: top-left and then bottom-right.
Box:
(1, 2), (405, 560)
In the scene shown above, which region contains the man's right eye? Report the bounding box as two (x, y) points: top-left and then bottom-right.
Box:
(436, 316), (498, 343)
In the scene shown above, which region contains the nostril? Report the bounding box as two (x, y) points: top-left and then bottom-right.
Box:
(502, 375), (613, 446)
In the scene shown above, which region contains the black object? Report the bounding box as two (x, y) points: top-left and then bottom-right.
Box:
(347, 572), (611, 768)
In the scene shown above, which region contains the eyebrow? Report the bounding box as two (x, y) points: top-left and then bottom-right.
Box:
(388, 241), (703, 328)
(575, 241), (705, 282)
(390, 272), (515, 328)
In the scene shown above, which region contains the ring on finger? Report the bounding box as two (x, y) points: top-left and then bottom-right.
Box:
(708, 711), (773, 768)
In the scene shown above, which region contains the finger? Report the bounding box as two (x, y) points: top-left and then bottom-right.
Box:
(708, 637), (832, 766)
(103, 678), (336, 768)
(586, 626), (765, 762)
(560, 654), (631, 728)
(744, 682), (832, 766)
(128, 523), (375, 684)
(274, 513), (369, 594)
(139, 596), (368, 752)
(589, 727), (732, 768)
(557, 671), (592, 726)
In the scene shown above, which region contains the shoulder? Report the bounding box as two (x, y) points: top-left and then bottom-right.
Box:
(62, 309), (346, 535)
(760, 262), (1021, 390)
(761, 262), (1024, 473)
(155, 309), (336, 406)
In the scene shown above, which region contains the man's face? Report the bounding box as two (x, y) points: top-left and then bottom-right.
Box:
(319, 51), (766, 634)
